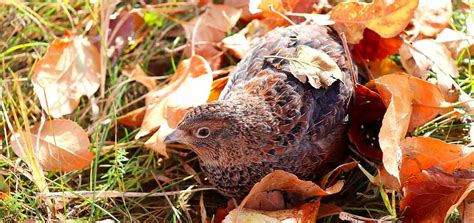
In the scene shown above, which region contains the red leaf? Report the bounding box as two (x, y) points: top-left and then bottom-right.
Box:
(348, 84), (385, 160)
(352, 29), (402, 63)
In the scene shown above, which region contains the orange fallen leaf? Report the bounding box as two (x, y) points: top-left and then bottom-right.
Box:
(331, 0), (419, 43)
(10, 119), (94, 172)
(135, 55), (213, 156)
(400, 168), (474, 223)
(122, 64), (156, 91)
(32, 34), (101, 118)
(249, 0), (319, 27)
(182, 4), (241, 69)
(367, 57), (403, 79)
(117, 107), (146, 128)
(399, 137), (474, 183)
(412, 0), (452, 37)
(208, 76), (228, 102)
(374, 74), (454, 182)
(352, 29), (402, 63)
(317, 203), (343, 220)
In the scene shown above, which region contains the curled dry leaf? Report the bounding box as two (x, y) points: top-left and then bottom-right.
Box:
(32, 34), (101, 118)
(374, 74), (454, 182)
(224, 201), (320, 223)
(319, 161), (358, 189)
(330, 0), (418, 43)
(122, 64), (156, 91)
(436, 28), (474, 59)
(135, 55), (213, 156)
(182, 4), (241, 69)
(288, 45), (343, 89)
(399, 39), (459, 102)
(400, 168), (474, 223)
(399, 137), (474, 183)
(240, 170), (343, 211)
(348, 84), (385, 160)
(413, 0), (452, 37)
(225, 170), (342, 222)
(10, 119), (94, 172)
(399, 39), (459, 80)
(207, 76), (228, 102)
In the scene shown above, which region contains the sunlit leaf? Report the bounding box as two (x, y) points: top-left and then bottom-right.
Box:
(352, 29), (402, 63)
(400, 168), (474, 222)
(331, 0), (418, 43)
(32, 34), (101, 118)
(413, 0), (452, 37)
(135, 55), (213, 156)
(10, 119), (94, 172)
(374, 74), (454, 182)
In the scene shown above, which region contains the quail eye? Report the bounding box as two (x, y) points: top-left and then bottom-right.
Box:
(196, 127), (210, 138)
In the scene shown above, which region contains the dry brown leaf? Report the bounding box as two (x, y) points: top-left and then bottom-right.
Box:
(413, 0), (452, 37)
(399, 39), (459, 80)
(135, 55), (213, 156)
(32, 34), (101, 118)
(240, 170), (343, 211)
(182, 4), (241, 69)
(436, 28), (474, 59)
(399, 39), (460, 102)
(289, 45), (343, 89)
(330, 0), (419, 43)
(222, 19), (271, 59)
(10, 119), (94, 172)
(224, 201), (320, 223)
(224, 170), (342, 223)
(123, 64), (156, 91)
(374, 74), (454, 182)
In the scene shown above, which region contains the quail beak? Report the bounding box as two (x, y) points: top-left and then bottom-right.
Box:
(164, 129), (185, 145)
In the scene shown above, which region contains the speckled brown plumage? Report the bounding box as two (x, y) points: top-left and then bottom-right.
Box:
(165, 24), (354, 199)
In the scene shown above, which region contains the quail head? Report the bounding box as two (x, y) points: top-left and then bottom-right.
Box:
(165, 24), (354, 199)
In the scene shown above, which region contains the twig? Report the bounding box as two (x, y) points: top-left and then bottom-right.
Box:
(190, 16), (202, 56)
(339, 32), (358, 89)
(39, 187), (216, 199)
(269, 5), (295, 25)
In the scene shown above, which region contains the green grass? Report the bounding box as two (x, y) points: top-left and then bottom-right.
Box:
(0, 1), (472, 222)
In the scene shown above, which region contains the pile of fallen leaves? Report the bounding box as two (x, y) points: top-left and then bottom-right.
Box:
(1, 0), (473, 222)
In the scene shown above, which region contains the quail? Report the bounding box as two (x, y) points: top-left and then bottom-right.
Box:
(165, 24), (353, 199)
